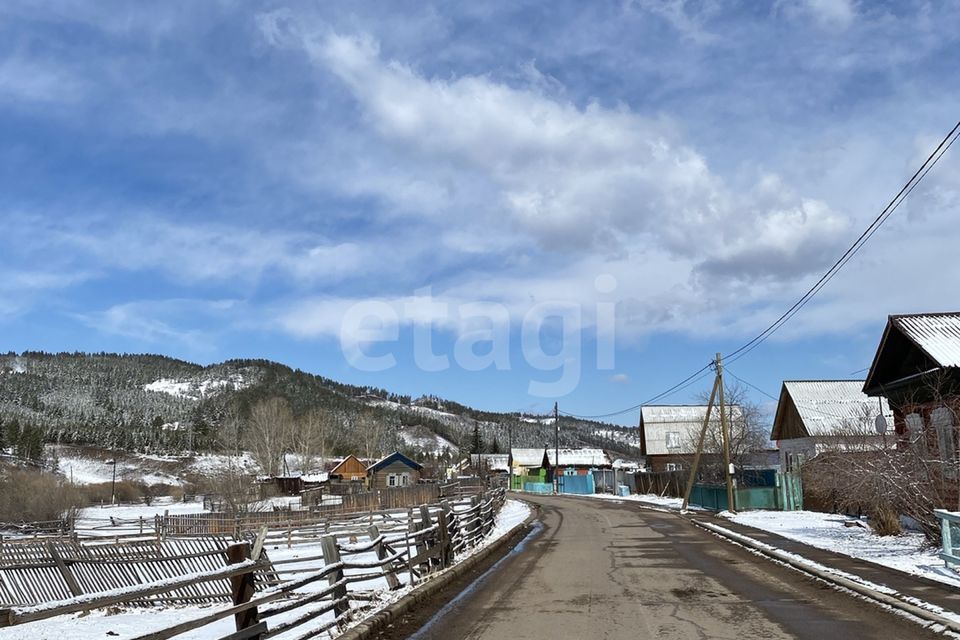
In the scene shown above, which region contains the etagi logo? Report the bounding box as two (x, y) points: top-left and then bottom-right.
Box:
(338, 275), (618, 397)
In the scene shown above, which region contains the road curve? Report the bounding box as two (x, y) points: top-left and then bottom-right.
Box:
(403, 494), (938, 640)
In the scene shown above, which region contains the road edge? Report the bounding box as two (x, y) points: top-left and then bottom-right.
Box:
(336, 497), (539, 640)
(692, 519), (960, 634)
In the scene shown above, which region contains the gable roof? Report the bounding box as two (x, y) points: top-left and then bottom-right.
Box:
(330, 454), (364, 474)
(640, 405), (742, 429)
(772, 380), (892, 439)
(511, 448), (548, 467)
(864, 313), (960, 394)
(366, 451), (423, 473)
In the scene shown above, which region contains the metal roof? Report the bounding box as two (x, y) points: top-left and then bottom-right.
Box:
(546, 448), (611, 467)
(641, 405), (741, 429)
(893, 313), (960, 368)
(511, 448), (547, 467)
(783, 380), (893, 437)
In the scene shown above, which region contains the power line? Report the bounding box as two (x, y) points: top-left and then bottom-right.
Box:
(559, 361), (714, 420)
(725, 119), (960, 366)
(557, 118), (960, 421)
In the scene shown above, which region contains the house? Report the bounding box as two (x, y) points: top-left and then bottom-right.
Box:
(510, 448), (550, 477)
(639, 405), (742, 472)
(546, 448), (611, 474)
(863, 312), (960, 459)
(771, 380), (894, 472)
(367, 451), (423, 489)
(329, 455), (368, 483)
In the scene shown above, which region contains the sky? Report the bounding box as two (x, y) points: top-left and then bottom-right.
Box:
(1, 0), (959, 424)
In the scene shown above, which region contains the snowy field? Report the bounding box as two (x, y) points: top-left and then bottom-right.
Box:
(724, 510), (960, 587)
(584, 492), (689, 510)
(0, 499), (532, 640)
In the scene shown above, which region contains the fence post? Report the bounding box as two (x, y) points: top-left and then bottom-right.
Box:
(46, 542), (82, 597)
(320, 536), (350, 623)
(226, 542), (260, 637)
(436, 510), (451, 569)
(367, 525), (400, 589)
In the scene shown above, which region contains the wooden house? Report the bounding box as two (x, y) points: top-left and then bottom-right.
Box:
(367, 452), (423, 489)
(329, 455), (368, 483)
(863, 312), (960, 459)
(771, 380), (893, 471)
(546, 448), (612, 475)
(639, 405), (741, 472)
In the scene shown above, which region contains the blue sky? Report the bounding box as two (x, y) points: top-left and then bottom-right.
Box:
(1, 1), (959, 424)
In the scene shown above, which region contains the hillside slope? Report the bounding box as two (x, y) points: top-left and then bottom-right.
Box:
(0, 352), (640, 462)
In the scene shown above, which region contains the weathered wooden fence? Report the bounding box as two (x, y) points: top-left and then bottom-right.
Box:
(0, 536), (250, 607)
(0, 488), (509, 640)
(160, 484), (443, 538)
(634, 471), (686, 498)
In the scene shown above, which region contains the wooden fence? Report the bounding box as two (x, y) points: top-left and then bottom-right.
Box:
(634, 471), (686, 498)
(0, 488), (509, 640)
(159, 484), (443, 538)
(0, 536), (258, 607)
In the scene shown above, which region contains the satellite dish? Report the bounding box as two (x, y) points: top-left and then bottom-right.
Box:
(875, 415), (888, 435)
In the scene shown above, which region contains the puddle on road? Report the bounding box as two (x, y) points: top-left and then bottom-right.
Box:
(407, 520), (545, 640)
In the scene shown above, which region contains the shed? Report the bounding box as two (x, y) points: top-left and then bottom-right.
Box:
(771, 380), (893, 471)
(367, 451), (423, 489)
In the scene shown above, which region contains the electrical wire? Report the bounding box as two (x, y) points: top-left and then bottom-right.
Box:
(724, 119), (960, 366)
(554, 118), (960, 422)
(558, 361), (714, 420)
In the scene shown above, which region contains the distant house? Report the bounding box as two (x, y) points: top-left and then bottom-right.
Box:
(771, 380), (893, 471)
(330, 455), (368, 483)
(510, 448), (550, 479)
(367, 452), (423, 489)
(863, 312), (960, 459)
(546, 448), (611, 474)
(639, 405), (741, 472)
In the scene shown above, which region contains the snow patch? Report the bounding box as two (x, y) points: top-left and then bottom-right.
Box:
(143, 374), (247, 400)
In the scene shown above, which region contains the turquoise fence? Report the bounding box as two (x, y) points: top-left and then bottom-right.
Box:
(558, 474), (595, 495)
(523, 482), (554, 494)
(689, 472), (803, 512)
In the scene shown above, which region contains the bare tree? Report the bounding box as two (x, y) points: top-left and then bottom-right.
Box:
(245, 397), (294, 477)
(804, 373), (960, 541)
(683, 382), (770, 483)
(291, 408), (341, 474)
(355, 410), (388, 461)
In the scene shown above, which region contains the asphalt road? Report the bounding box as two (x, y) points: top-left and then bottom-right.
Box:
(401, 494), (941, 640)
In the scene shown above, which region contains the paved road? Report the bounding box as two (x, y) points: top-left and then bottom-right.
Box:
(406, 495), (940, 640)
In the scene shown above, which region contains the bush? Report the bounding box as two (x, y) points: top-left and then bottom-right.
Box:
(870, 506), (902, 537)
(0, 468), (82, 523)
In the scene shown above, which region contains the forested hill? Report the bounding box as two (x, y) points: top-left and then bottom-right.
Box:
(0, 352), (640, 461)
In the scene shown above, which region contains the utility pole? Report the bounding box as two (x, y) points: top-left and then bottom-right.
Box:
(716, 353), (736, 514)
(554, 402), (560, 495)
(508, 419), (514, 491)
(681, 353), (737, 514)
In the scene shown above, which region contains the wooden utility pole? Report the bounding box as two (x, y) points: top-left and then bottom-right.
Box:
(716, 353), (736, 514)
(681, 374), (719, 511)
(554, 402), (560, 495)
(680, 353), (737, 513)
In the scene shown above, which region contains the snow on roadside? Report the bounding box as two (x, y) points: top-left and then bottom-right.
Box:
(724, 510), (960, 587)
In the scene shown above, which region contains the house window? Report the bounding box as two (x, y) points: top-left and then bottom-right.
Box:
(388, 474), (397, 487)
(665, 432), (681, 450)
(665, 463), (680, 471)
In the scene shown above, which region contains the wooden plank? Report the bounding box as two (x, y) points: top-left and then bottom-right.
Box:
(227, 543), (259, 635)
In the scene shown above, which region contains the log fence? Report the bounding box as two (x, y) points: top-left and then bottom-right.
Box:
(0, 488), (509, 640)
